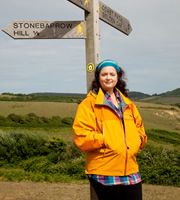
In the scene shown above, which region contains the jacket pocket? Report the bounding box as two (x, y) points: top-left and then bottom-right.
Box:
(101, 119), (126, 155)
(124, 114), (141, 152)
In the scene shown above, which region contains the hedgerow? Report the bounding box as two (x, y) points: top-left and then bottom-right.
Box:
(0, 129), (179, 186)
(0, 113), (74, 128)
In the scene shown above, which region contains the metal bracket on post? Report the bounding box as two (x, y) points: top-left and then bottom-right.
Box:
(85, 0), (100, 93)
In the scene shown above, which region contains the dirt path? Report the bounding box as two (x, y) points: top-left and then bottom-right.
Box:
(0, 182), (179, 200)
(0, 182), (89, 200)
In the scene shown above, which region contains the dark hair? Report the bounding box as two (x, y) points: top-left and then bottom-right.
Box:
(90, 67), (129, 97)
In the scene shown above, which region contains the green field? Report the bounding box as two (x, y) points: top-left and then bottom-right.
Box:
(0, 101), (78, 118)
(0, 100), (179, 133)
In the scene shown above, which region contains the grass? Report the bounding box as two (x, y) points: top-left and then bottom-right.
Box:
(134, 102), (180, 134)
(146, 129), (180, 146)
(0, 101), (78, 118)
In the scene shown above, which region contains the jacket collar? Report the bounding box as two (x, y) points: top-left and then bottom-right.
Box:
(88, 87), (132, 111)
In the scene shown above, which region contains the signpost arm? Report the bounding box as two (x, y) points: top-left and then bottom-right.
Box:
(85, 0), (100, 93)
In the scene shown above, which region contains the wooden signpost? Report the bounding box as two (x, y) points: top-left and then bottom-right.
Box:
(2, 21), (86, 39)
(99, 1), (132, 35)
(67, 0), (91, 12)
(2, 1), (132, 198)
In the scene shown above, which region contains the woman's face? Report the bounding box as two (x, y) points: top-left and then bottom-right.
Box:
(99, 67), (118, 93)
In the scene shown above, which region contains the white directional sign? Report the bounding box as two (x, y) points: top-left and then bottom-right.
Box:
(2, 21), (86, 39)
(99, 1), (132, 35)
(67, 0), (91, 12)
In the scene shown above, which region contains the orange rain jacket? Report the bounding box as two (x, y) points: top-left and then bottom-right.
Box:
(73, 88), (147, 176)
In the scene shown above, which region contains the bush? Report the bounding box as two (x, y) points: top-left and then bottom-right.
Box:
(0, 115), (8, 123)
(0, 113), (71, 128)
(22, 156), (51, 173)
(137, 144), (180, 187)
(7, 114), (21, 123)
(46, 136), (67, 163)
(0, 130), (49, 163)
(62, 117), (74, 125)
(67, 143), (84, 159)
(65, 157), (86, 179)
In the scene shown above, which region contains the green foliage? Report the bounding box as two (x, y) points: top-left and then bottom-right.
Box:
(7, 114), (22, 123)
(62, 117), (74, 125)
(21, 156), (52, 173)
(0, 129), (87, 182)
(146, 129), (180, 146)
(46, 136), (67, 152)
(0, 113), (73, 128)
(0, 130), (49, 164)
(0, 168), (72, 182)
(137, 144), (180, 186)
(140, 106), (178, 111)
(0, 128), (179, 186)
(46, 136), (67, 163)
(0, 93), (85, 103)
(172, 103), (180, 108)
(64, 157), (86, 179)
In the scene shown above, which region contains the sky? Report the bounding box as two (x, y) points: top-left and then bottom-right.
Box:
(0, 0), (179, 95)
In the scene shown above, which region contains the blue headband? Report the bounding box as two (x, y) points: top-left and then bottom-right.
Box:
(97, 59), (120, 73)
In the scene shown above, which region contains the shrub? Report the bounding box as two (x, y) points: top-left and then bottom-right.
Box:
(7, 114), (21, 123)
(137, 144), (180, 187)
(0, 113), (71, 128)
(62, 117), (74, 125)
(22, 156), (51, 173)
(0, 130), (49, 163)
(65, 157), (86, 180)
(67, 143), (84, 159)
(0, 115), (8, 123)
(46, 136), (67, 162)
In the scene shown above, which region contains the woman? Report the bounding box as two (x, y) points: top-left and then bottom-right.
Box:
(73, 59), (147, 200)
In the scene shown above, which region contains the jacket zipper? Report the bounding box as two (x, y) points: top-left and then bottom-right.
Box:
(124, 131), (128, 175)
(101, 120), (106, 156)
(122, 107), (128, 175)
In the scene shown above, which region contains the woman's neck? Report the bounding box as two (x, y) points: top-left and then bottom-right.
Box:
(105, 89), (114, 96)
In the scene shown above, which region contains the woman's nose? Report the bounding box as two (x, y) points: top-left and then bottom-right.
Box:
(106, 74), (111, 79)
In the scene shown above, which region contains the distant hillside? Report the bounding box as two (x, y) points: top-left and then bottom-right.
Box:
(31, 92), (86, 98)
(128, 91), (150, 100)
(33, 92), (151, 100)
(1, 88), (179, 104)
(141, 88), (180, 105)
(156, 88), (180, 97)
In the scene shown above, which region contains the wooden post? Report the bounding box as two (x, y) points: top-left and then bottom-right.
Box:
(85, 1), (100, 199)
(85, 0), (100, 93)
